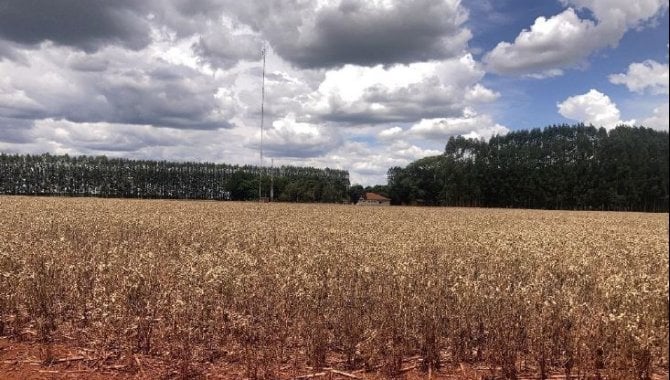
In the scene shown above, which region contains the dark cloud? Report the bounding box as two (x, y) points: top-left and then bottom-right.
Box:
(67, 53), (110, 72)
(349, 81), (466, 122)
(0, 0), (504, 185)
(0, 0), (151, 51)
(0, 0), (470, 69)
(213, 0), (471, 68)
(0, 39), (23, 62)
(41, 121), (183, 153)
(0, 47), (237, 130)
(269, 0), (471, 68)
(147, 0), (231, 40)
(319, 93), (465, 124)
(80, 63), (238, 129)
(0, 117), (35, 143)
(167, 0), (224, 18)
(262, 141), (338, 159)
(193, 29), (263, 69)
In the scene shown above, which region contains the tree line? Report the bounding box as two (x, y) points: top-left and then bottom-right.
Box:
(386, 125), (669, 212)
(0, 153), (350, 203)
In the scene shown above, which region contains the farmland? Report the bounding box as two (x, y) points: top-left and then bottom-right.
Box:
(0, 196), (667, 379)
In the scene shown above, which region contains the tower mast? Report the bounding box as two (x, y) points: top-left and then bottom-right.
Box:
(259, 45), (266, 201)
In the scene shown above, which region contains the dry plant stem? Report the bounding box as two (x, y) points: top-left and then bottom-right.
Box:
(0, 196), (667, 379)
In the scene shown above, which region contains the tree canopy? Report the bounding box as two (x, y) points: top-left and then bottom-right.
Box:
(0, 153), (350, 203)
(387, 124), (669, 212)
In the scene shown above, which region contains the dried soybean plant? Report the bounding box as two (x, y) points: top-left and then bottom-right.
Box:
(0, 196), (667, 379)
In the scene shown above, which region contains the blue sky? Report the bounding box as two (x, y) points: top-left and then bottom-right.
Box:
(0, 0), (668, 185)
(468, 0), (669, 130)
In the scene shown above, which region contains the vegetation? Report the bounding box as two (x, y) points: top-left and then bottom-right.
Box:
(0, 197), (667, 379)
(347, 184), (390, 203)
(388, 125), (669, 212)
(3, 125), (667, 212)
(0, 153), (350, 203)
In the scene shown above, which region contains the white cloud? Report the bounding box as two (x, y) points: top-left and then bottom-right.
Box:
(30, 119), (179, 152)
(557, 89), (634, 129)
(309, 108), (509, 185)
(378, 126), (404, 140)
(464, 83), (500, 103)
(192, 21), (263, 69)
(563, 0), (669, 27)
(314, 141), (441, 185)
(0, 0), (573, 187)
(409, 110), (509, 140)
(641, 103), (669, 130)
(484, 9), (599, 76)
(390, 141), (443, 161)
(0, 43), (238, 129)
(609, 60), (669, 94)
(485, 1), (669, 76)
(559, 90), (668, 131)
(525, 69), (565, 79)
(253, 113), (341, 158)
(307, 54), (499, 123)
(0, 118), (251, 163)
(0, 31), (501, 186)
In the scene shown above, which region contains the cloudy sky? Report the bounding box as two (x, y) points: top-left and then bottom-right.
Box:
(0, 0), (668, 185)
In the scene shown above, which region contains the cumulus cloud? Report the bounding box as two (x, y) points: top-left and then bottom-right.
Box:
(378, 126), (404, 140)
(640, 103), (669, 130)
(282, 0), (470, 68)
(557, 89), (631, 129)
(0, 117), (35, 144)
(609, 60), (669, 94)
(0, 39), (28, 63)
(484, 0), (669, 76)
(484, 9), (599, 76)
(306, 54), (498, 124)
(0, 117), (256, 165)
(0, 0), (585, 186)
(251, 114), (342, 158)
(0, 118), (181, 156)
(192, 22), (263, 69)
(29, 119), (180, 153)
(558, 89), (668, 131)
(0, 44), (237, 129)
(0, 1), (490, 186)
(464, 84), (500, 103)
(0, 0), (245, 54)
(258, 66), (323, 121)
(0, 1), (152, 51)
(563, 0), (669, 26)
(223, 0), (471, 68)
(313, 141), (442, 185)
(408, 110), (509, 140)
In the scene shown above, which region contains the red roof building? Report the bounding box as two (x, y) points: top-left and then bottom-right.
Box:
(357, 192), (391, 205)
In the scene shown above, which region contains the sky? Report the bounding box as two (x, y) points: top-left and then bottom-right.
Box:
(0, 0), (668, 185)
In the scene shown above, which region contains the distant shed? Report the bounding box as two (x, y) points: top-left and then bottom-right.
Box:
(357, 192), (391, 206)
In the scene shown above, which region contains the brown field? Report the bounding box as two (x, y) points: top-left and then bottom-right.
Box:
(0, 196), (668, 379)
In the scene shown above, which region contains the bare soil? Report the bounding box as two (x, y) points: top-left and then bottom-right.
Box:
(3, 338), (668, 380)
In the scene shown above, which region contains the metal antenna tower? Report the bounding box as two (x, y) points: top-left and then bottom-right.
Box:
(270, 158), (274, 202)
(259, 45), (266, 201)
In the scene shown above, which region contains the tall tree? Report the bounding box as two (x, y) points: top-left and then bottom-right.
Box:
(387, 125), (669, 212)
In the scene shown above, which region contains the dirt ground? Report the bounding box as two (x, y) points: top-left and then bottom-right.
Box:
(2, 338), (669, 380)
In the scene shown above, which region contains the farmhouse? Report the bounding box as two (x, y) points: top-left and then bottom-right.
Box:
(357, 192), (391, 206)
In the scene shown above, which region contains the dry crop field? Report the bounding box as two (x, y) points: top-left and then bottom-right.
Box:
(0, 196), (668, 379)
